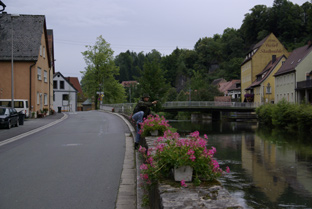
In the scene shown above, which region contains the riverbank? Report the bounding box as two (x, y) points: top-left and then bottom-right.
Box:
(256, 100), (312, 134)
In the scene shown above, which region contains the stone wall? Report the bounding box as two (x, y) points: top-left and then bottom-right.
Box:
(142, 136), (243, 209)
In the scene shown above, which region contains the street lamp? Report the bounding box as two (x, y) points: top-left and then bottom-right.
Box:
(11, 14), (20, 108)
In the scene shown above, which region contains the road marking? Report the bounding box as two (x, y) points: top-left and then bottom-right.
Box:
(0, 114), (68, 147)
(62, 143), (81, 147)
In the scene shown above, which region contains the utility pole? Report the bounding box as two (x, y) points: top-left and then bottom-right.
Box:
(11, 14), (20, 107)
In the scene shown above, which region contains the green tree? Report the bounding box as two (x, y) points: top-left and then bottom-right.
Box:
(136, 60), (170, 110)
(81, 36), (126, 108)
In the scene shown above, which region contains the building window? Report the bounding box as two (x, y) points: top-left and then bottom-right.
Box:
(43, 46), (46, 58)
(44, 94), (48, 105)
(37, 92), (40, 105)
(62, 94), (69, 101)
(266, 83), (271, 94)
(44, 70), (47, 83)
(60, 81), (64, 89)
(53, 92), (55, 102)
(40, 45), (42, 56)
(37, 68), (42, 80)
(53, 80), (57, 89)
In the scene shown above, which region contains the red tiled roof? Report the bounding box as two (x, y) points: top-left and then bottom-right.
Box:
(219, 80), (241, 93)
(274, 44), (312, 77)
(121, 81), (138, 87)
(66, 77), (83, 94)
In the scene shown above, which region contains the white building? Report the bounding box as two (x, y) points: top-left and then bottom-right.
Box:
(53, 72), (78, 112)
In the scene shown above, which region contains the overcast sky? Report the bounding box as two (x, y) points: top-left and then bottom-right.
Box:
(5, 0), (308, 81)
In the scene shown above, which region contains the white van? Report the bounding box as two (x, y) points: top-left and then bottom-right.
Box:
(0, 99), (29, 118)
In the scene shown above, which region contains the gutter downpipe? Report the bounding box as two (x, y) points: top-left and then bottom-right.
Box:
(30, 62), (36, 115)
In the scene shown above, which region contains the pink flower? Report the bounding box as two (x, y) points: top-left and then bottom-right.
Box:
(140, 173), (149, 180)
(187, 149), (195, 155)
(189, 155), (196, 161)
(181, 180), (187, 187)
(140, 164), (148, 170)
(226, 166), (230, 173)
(204, 134), (208, 139)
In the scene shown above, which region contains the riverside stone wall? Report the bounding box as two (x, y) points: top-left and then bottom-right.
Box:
(143, 136), (243, 209)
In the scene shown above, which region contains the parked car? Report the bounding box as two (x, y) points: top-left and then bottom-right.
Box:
(0, 106), (19, 129)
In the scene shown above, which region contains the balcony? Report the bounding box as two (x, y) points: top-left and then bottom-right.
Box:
(297, 80), (312, 89)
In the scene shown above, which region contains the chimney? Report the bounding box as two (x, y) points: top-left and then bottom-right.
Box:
(272, 55), (276, 63)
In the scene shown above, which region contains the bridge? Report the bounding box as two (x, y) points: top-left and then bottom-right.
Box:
(100, 101), (258, 121)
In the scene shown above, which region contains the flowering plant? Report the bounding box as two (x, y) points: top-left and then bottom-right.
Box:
(139, 114), (171, 137)
(139, 130), (230, 188)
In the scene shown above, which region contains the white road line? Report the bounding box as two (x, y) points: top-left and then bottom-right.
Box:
(0, 114), (68, 147)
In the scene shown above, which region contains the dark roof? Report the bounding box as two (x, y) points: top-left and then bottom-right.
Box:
(246, 55), (286, 90)
(47, 29), (55, 73)
(0, 12), (49, 63)
(241, 35), (270, 65)
(274, 44), (312, 77)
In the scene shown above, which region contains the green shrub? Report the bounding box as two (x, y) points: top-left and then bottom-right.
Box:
(256, 103), (274, 126)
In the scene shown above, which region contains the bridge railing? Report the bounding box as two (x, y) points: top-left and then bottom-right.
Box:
(162, 101), (258, 108)
(100, 101), (258, 114)
(100, 103), (136, 115)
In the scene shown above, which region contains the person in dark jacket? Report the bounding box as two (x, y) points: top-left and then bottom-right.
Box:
(132, 93), (157, 149)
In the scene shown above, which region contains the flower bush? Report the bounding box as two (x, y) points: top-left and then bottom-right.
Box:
(139, 114), (171, 136)
(138, 130), (230, 188)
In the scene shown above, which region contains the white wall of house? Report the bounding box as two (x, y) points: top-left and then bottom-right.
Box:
(296, 52), (312, 82)
(275, 72), (296, 103)
(53, 74), (77, 112)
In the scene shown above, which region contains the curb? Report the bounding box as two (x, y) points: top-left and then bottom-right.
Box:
(99, 111), (140, 209)
(0, 113), (68, 147)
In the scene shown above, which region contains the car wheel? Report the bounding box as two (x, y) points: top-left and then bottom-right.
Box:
(7, 121), (11, 129)
(16, 119), (19, 127)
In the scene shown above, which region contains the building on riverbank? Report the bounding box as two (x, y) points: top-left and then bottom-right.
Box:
(245, 55), (287, 105)
(274, 43), (312, 104)
(241, 33), (289, 102)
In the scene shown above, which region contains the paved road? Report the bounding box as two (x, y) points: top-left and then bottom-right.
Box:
(0, 111), (130, 209)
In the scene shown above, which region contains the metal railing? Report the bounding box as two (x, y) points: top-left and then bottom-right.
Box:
(297, 80), (312, 89)
(163, 101), (258, 108)
(100, 101), (258, 114)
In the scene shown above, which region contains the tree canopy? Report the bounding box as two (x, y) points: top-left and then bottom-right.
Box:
(81, 36), (125, 108)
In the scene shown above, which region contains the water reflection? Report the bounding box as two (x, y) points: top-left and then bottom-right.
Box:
(170, 121), (312, 209)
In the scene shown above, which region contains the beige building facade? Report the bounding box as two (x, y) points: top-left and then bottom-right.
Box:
(0, 13), (53, 117)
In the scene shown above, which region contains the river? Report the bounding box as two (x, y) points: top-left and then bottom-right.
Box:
(169, 120), (312, 209)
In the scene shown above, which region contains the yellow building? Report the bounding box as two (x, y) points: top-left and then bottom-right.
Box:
(246, 55), (287, 105)
(241, 33), (289, 102)
(0, 13), (54, 117)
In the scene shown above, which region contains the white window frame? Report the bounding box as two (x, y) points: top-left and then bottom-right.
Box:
(37, 92), (40, 105)
(44, 70), (47, 83)
(37, 67), (42, 80)
(44, 94), (48, 105)
(40, 45), (42, 56)
(43, 46), (46, 58)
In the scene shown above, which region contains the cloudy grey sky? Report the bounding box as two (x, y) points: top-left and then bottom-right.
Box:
(5, 0), (308, 80)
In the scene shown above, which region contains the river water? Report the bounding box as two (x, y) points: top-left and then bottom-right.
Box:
(169, 120), (312, 209)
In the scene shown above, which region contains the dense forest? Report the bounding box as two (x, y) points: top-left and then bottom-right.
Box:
(81, 0), (312, 105)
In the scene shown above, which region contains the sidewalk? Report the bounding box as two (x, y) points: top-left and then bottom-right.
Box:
(0, 112), (66, 143)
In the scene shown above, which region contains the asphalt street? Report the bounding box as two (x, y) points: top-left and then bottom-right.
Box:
(0, 111), (130, 209)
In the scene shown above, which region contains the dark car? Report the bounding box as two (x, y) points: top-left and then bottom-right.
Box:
(0, 106), (19, 129)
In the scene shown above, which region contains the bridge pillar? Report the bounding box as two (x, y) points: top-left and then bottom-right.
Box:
(211, 111), (221, 121)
